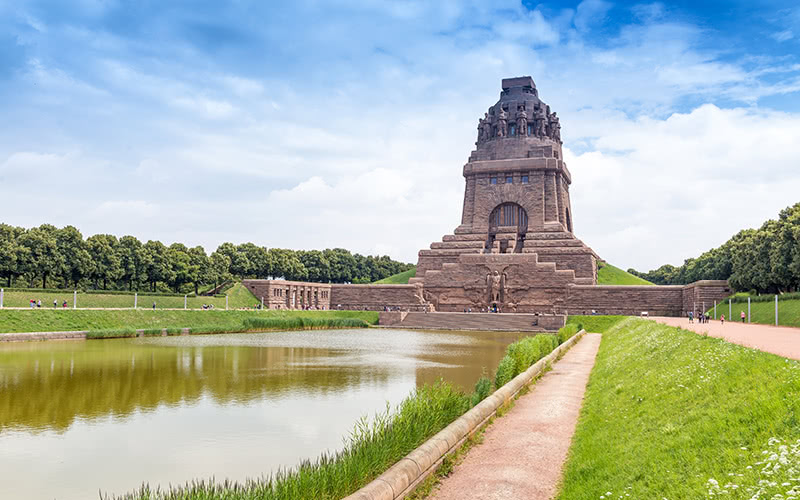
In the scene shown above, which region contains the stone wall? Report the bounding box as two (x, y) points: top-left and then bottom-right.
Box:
(565, 280), (732, 317)
(242, 279), (332, 310)
(329, 284), (425, 311)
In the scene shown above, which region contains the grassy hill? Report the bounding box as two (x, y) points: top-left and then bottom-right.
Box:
(706, 297), (800, 328)
(373, 267), (416, 284)
(557, 317), (800, 499)
(0, 282), (259, 310)
(597, 261), (653, 285)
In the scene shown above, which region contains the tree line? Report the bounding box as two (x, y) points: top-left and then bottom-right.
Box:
(0, 224), (414, 293)
(628, 202), (800, 293)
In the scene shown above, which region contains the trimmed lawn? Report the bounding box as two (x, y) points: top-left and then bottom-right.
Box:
(0, 282), (258, 310)
(708, 298), (800, 328)
(557, 317), (800, 499)
(0, 309), (379, 334)
(374, 268), (416, 284)
(597, 262), (653, 285)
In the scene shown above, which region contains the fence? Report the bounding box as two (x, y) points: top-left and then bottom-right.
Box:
(0, 288), (230, 310)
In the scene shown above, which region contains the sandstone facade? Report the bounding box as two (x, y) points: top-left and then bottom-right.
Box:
(242, 280), (332, 310)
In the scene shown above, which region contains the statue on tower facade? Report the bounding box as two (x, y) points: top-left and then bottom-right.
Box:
(533, 104), (546, 137)
(497, 106), (508, 137)
(516, 105), (528, 137)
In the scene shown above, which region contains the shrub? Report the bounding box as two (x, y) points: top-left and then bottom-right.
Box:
(494, 335), (559, 389)
(469, 376), (492, 407)
(557, 323), (580, 344)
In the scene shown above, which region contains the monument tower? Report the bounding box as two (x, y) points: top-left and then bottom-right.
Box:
(415, 76), (598, 310)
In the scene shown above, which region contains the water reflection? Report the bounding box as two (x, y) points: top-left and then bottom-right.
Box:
(0, 329), (523, 499)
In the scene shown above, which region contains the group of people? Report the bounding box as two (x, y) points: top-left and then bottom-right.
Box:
(29, 299), (68, 308)
(688, 311), (711, 324)
(689, 310), (748, 325)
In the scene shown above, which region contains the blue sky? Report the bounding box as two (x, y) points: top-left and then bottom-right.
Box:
(1, 0), (800, 271)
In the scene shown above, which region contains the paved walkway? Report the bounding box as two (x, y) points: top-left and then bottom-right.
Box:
(650, 317), (800, 361)
(429, 333), (602, 500)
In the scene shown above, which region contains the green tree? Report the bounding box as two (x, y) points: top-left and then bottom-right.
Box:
(19, 225), (64, 288)
(324, 248), (356, 283)
(118, 236), (147, 291)
(87, 234), (122, 290)
(188, 246), (209, 295)
(167, 243), (193, 292)
(208, 251), (231, 291)
(57, 226), (93, 288)
(0, 224), (26, 287)
(299, 250), (330, 282)
(143, 240), (173, 292)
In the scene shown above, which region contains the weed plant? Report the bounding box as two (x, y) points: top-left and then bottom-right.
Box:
(556, 317), (800, 499)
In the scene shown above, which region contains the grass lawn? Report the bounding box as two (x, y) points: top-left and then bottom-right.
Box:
(707, 298), (800, 328)
(0, 282), (258, 310)
(374, 267), (416, 284)
(557, 317), (800, 499)
(0, 309), (379, 334)
(596, 262), (653, 285)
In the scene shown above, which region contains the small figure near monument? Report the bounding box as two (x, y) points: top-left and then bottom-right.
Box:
(486, 270), (506, 304)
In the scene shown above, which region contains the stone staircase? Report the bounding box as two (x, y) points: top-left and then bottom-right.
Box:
(382, 312), (565, 332)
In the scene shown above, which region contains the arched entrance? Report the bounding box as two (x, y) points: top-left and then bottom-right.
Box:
(486, 203), (528, 253)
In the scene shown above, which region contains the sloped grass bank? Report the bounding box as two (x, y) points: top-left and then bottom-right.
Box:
(0, 282), (259, 310)
(373, 267), (417, 284)
(0, 309), (379, 334)
(556, 318), (800, 500)
(597, 262), (653, 285)
(707, 298), (800, 328)
(109, 325), (581, 500)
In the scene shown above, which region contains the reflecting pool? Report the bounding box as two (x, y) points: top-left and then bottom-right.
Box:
(0, 328), (524, 499)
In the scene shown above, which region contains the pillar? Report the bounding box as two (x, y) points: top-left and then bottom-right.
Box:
(556, 173), (566, 226)
(73, 290), (77, 309)
(0, 288), (3, 308)
(544, 171), (558, 222)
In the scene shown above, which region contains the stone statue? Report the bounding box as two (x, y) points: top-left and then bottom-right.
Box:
(497, 107), (507, 137)
(550, 113), (561, 142)
(477, 117), (485, 144)
(533, 104), (546, 137)
(481, 112), (492, 142)
(486, 270), (506, 304)
(516, 105), (527, 137)
(413, 282), (426, 305)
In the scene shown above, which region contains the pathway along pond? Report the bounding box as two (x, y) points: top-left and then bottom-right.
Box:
(0, 328), (523, 500)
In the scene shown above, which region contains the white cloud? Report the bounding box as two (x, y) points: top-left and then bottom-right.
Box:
(568, 104), (800, 271)
(772, 29), (794, 42)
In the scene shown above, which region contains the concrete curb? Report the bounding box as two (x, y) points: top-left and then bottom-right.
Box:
(342, 329), (588, 500)
(0, 331), (88, 342)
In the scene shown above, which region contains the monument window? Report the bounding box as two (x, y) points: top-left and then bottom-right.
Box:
(527, 124), (533, 136)
(509, 124), (516, 136)
(490, 177), (497, 185)
(490, 202), (528, 230)
(505, 176), (513, 184)
(521, 175), (529, 184)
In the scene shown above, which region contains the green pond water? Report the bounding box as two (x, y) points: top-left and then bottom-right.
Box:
(0, 328), (524, 500)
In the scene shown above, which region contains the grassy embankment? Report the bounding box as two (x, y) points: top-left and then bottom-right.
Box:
(596, 261), (653, 285)
(373, 267), (417, 284)
(110, 325), (581, 500)
(376, 263), (649, 286)
(0, 282), (258, 309)
(707, 295), (800, 328)
(0, 309), (379, 335)
(557, 317), (800, 499)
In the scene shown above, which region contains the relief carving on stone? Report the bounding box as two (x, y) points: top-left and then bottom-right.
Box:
(486, 268), (508, 304)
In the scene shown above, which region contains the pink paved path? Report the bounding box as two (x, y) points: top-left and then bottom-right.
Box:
(429, 333), (602, 500)
(650, 317), (800, 361)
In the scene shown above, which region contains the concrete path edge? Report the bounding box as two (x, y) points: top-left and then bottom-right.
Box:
(342, 329), (588, 500)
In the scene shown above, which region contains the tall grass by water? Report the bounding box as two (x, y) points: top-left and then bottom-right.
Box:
(556, 317), (800, 499)
(106, 325), (585, 499)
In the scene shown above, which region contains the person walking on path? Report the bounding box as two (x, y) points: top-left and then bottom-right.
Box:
(741, 310), (746, 323)
(152, 301), (156, 310)
(688, 311), (694, 323)
(721, 314), (725, 325)
(53, 299), (57, 308)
